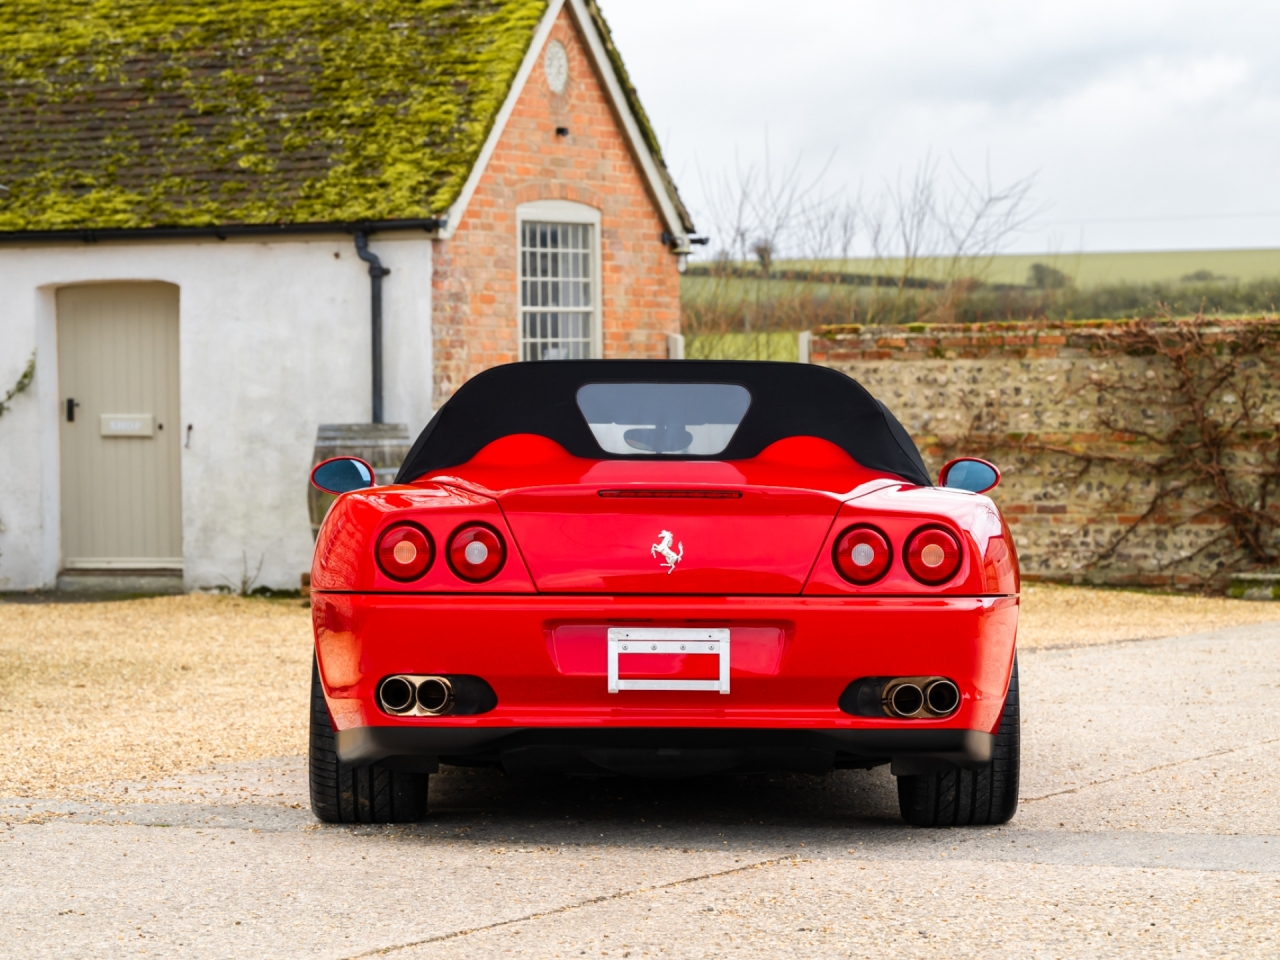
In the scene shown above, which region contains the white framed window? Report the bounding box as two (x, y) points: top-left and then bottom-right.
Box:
(517, 200), (601, 360)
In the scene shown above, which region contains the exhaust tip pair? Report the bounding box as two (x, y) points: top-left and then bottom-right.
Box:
(378, 675), (455, 716)
(883, 677), (960, 718)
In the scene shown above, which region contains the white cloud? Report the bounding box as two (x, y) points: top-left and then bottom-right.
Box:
(602, 0), (1280, 252)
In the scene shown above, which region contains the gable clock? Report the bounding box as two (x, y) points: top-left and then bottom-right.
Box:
(544, 39), (569, 93)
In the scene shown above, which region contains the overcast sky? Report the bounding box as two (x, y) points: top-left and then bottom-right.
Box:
(604, 0), (1280, 256)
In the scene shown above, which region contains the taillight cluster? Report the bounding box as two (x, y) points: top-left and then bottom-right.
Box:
(833, 526), (892, 584)
(375, 522), (506, 583)
(447, 523), (505, 582)
(376, 523), (434, 581)
(905, 526), (962, 585)
(833, 523), (962, 586)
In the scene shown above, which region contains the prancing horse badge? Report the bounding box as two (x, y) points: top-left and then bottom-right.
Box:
(650, 530), (684, 573)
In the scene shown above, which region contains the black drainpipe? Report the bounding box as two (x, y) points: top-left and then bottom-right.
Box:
(0, 217), (443, 424)
(354, 232), (391, 424)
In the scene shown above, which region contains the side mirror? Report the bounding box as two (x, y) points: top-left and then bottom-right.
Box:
(938, 457), (1001, 494)
(311, 457), (375, 494)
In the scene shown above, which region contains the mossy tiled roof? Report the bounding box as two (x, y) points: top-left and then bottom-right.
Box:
(0, 0), (556, 230)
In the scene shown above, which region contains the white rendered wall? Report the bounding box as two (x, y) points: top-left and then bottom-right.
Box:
(0, 234), (433, 591)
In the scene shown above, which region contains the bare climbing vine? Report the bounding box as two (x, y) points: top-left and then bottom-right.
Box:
(943, 319), (1280, 582)
(1053, 319), (1280, 573)
(0, 351), (34, 419)
(0, 351), (37, 556)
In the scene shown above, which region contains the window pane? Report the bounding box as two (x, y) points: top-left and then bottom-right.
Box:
(519, 220), (593, 362)
(576, 383), (753, 455)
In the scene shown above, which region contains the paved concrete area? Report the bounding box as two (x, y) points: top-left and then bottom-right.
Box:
(3, 621), (1278, 958)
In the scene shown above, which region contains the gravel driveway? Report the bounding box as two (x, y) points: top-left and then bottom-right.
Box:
(2, 590), (1278, 958)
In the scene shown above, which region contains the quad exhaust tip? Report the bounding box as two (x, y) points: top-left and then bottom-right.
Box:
(416, 677), (453, 714)
(925, 678), (960, 715)
(882, 676), (960, 719)
(378, 674), (455, 717)
(887, 682), (924, 717)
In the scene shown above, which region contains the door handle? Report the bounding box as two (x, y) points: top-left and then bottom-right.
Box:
(66, 398), (80, 422)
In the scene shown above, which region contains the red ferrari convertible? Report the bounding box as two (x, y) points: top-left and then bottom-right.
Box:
(308, 361), (1019, 827)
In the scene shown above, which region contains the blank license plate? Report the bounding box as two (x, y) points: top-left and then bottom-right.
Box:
(606, 627), (730, 694)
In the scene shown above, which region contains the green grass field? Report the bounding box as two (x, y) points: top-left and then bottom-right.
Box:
(685, 331), (801, 361)
(680, 247), (1280, 329)
(698, 247), (1280, 291)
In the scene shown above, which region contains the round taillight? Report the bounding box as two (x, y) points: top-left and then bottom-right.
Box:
(833, 525), (892, 584)
(448, 523), (506, 582)
(905, 526), (962, 585)
(376, 523), (434, 581)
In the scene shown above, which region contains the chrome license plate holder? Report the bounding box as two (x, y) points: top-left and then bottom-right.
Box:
(607, 627), (730, 694)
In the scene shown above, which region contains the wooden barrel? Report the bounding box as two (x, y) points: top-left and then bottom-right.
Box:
(309, 422), (412, 539)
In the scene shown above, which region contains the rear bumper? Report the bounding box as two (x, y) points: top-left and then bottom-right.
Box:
(336, 724), (995, 775)
(313, 592), (1017, 774)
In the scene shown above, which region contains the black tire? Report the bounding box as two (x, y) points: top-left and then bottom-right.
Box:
(896, 656), (1020, 827)
(309, 655), (429, 824)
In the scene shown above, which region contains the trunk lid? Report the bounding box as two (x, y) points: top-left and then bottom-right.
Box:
(499, 486), (840, 594)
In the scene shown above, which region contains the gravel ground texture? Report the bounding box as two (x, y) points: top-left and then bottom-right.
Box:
(2, 618), (1278, 959)
(1, 585), (1276, 800)
(1015, 582), (1280, 649)
(0, 595), (312, 798)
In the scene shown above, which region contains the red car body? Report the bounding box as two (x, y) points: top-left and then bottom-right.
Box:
(309, 361), (1020, 825)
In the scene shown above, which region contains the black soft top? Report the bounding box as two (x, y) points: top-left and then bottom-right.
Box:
(395, 360), (931, 486)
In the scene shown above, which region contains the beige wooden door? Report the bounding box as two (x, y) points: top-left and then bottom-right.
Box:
(57, 283), (182, 569)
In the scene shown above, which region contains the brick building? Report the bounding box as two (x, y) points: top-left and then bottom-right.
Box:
(0, 0), (693, 591)
(431, 0), (693, 402)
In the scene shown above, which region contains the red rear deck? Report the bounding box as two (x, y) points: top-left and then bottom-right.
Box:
(313, 592), (1019, 735)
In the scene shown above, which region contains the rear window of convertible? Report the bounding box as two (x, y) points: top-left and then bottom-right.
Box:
(576, 382), (752, 456)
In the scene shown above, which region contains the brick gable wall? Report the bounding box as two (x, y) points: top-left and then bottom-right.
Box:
(431, 6), (681, 404)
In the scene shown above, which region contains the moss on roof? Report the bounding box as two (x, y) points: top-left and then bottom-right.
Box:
(0, 0), (548, 230)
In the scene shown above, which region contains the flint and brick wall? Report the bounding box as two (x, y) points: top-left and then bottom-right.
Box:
(812, 321), (1280, 587)
(432, 5), (681, 404)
